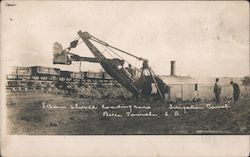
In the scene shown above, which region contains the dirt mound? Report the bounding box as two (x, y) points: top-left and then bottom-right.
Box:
(67, 84), (133, 99)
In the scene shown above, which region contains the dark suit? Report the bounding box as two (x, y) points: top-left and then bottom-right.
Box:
(214, 82), (221, 103)
(232, 83), (240, 102)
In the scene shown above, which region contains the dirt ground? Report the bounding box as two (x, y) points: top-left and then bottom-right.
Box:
(6, 92), (250, 135)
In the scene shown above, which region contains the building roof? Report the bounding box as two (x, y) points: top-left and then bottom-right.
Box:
(158, 75), (197, 85)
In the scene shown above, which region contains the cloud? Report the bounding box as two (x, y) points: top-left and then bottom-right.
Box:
(2, 1), (249, 77)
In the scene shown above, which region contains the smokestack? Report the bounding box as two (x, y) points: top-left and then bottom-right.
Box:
(170, 61), (176, 76)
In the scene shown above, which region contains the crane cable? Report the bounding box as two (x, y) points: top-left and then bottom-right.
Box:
(89, 35), (146, 61)
(101, 45), (115, 58)
(73, 33), (146, 68)
(74, 33), (164, 99)
(89, 34), (161, 81)
(148, 68), (163, 99)
(106, 46), (133, 66)
(89, 37), (135, 67)
(70, 34), (146, 62)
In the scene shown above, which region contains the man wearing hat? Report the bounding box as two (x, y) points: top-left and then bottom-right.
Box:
(213, 78), (221, 103)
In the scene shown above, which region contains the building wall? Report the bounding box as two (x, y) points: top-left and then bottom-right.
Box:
(168, 84), (196, 101)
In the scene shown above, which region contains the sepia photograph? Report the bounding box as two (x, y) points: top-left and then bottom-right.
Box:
(1, 0), (249, 156)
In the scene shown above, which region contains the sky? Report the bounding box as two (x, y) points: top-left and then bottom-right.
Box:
(1, 1), (249, 77)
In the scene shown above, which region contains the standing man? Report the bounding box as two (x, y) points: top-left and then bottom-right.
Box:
(214, 78), (222, 103)
(125, 64), (134, 78)
(230, 81), (240, 103)
(141, 60), (149, 77)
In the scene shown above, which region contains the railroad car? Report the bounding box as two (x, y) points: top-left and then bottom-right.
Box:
(7, 66), (32, 80)
(84, 71), (103, 80)
(59, 70), (73, 82)
(31, 66), (60, 81)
